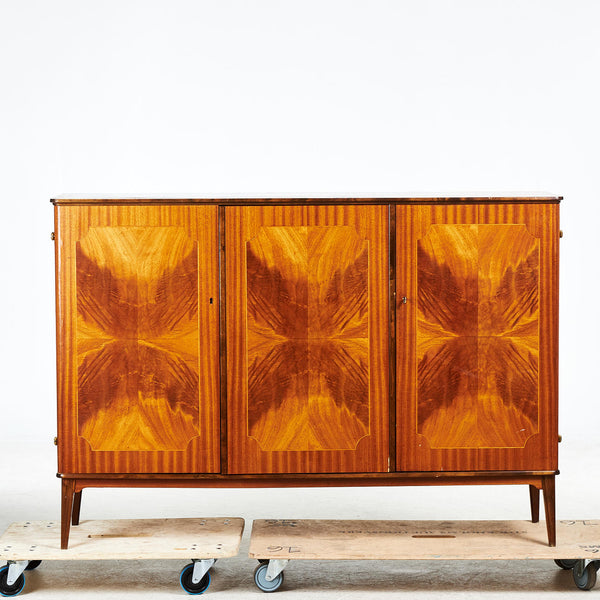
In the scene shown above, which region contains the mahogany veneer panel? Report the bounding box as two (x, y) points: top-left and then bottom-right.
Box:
(55, 205), (220, 474)
(226, 205), (389, 474)
(396, 204), (559, 472)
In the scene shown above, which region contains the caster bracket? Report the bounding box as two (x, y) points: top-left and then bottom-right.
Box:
(6, 561), (28, 587)
(191, 558), (216, 584)
(579, 559), (600, 571)
(266, 559), (289, 581)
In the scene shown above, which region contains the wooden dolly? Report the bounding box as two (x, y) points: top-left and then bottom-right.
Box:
(249, 519), (600, 592)
(0, 517), (244, 596)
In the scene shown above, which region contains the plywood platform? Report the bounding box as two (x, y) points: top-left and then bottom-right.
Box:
(249, 519), (600, 561)
(0, 518), (244, 561)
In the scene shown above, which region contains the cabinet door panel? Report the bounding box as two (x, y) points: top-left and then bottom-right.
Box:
(396, 204), (558, 471)
(226, 205), (389, 474)
(55, 205), (220, 474)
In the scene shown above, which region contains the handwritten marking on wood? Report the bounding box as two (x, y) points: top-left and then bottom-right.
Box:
(266, 546), (302, 554)
(265, 520), (299, 528)
(0, 518), (244, 561)
(249, 520), (600, 561)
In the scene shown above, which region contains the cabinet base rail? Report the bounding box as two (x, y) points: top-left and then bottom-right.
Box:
(58, 472), (557, 549)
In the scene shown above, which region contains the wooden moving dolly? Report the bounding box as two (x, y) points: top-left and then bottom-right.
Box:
(0, 517), (244, 596)
(249, 519), (600, 592)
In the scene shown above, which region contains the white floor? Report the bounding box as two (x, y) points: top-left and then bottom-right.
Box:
(1, 440), (598, 598)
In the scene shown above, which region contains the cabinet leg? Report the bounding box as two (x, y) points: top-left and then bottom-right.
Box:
(529, 484), (540, 523)
(72, 491), (83, 526)
(61, 479), (75, 549)
(542, 475), (556, 547)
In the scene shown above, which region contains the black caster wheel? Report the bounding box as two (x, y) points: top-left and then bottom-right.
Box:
(25, 560), (42, 571)
(258, 559), (269, 565)
(0, 565), (26, 597)
(179, 563), (211, 595)
(254, 563), (284, 593)
(573, 560), (598, 591)
(555, 559), (578, 570)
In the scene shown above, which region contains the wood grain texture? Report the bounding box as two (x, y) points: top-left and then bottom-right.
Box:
(55, 205), (220, 474)
(249, 517), (591, 560)
(1, 518), (244, 560)
(65, 472), (553, 488)
(226, 205), (389, 474)
(246, 226), (369, 451)
(396, 204), (559, 472)
(416, 224), (539, 448)
(51, 196), (562, 206)
(76, 227), (200, 451)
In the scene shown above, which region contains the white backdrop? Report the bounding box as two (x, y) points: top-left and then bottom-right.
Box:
(1, 0), (599, 535)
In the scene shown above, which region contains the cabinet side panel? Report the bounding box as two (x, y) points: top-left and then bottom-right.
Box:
(227, 205), (389, 474)
(55, 205), (220, 474)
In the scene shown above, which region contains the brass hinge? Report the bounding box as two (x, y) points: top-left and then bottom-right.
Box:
(559, 230), (563, 238)
(51, 232), (55, 241)
(53, 436), (58, 446)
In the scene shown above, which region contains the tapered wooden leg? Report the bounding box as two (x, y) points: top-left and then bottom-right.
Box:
(529, 484), (540, 523)
(542, 475), (556, 547)
(61, 479), (76, 549)
(72, 491), (83, 526)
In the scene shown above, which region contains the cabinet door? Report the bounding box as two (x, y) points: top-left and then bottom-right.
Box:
(226, 205), (389, 474)
(396, 203), (559, 471)
(55, 205), (220, 474)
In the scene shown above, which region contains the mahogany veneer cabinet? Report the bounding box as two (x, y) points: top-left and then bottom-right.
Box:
(52, 196), (561, 549)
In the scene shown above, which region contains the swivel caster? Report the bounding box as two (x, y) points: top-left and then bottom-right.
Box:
(179, 563), (211, 595)
(0, 565), (25, 597)
(573, 560), (598, 591)
(254, 563), (284, 593)
(554, 559), (578, 570)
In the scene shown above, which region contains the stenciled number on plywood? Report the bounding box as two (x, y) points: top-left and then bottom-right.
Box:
(76, 227), (200, 451)
(246, 226), (370, 451)
(417, 224), (539, 449)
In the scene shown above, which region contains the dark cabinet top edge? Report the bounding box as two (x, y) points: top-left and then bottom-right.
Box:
(51, 196), (562, 205)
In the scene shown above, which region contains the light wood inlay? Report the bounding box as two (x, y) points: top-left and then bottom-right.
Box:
(226, 205), (389, 474)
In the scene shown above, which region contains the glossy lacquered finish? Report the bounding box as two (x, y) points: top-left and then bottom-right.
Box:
(52, 197), (560, 549)
(54, 205), (221, 475)
(396, 204), (559, 472)
(225, 205), (389, 474)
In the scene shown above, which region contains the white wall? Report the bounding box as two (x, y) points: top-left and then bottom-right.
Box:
(0, 0), (598, 517)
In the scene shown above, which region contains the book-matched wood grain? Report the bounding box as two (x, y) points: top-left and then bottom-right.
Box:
(396, 204), (559, 471)
(226, 205), (389, 474)
(55, 205), (220, 474)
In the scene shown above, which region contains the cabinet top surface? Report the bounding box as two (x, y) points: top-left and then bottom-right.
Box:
(51, 195), (562, 205)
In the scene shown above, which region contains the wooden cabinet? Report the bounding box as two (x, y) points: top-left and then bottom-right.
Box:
(52, 197), (560, 549)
